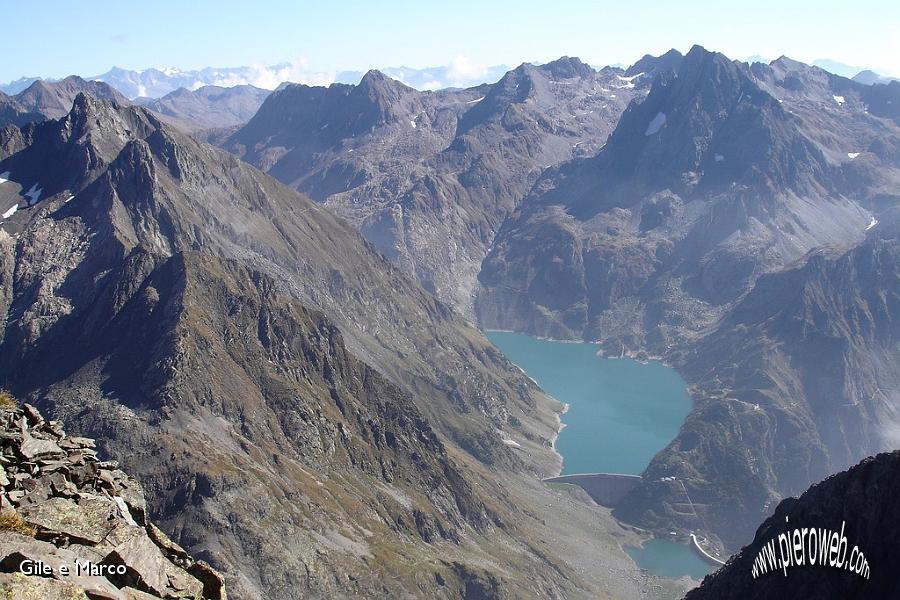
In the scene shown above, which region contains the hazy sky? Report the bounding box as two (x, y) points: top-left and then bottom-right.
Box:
(3, 0), (898, 82)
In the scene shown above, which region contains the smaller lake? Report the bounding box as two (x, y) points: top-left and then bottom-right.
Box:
(485, 331), (692, 475)
(626, 539), (714, 581)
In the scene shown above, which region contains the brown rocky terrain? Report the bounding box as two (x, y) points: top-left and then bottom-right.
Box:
(0, 397), (226, 599)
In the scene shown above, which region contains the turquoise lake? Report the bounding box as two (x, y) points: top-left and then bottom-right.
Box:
(486, 330), (714, 581)
(485, 331), (692, 475)
(625, 538), (713, 580)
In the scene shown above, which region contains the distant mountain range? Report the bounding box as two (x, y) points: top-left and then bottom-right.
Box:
(5, 57), (893, 101)
(0, 76), (272, 134)
(0, 61), (512, 99)
(223, 56), (669, 313)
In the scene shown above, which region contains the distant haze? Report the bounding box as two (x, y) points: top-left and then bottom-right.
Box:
(1, 0), (898, 86)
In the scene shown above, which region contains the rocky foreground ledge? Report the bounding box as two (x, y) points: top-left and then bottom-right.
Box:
(0, 395), (226, 599)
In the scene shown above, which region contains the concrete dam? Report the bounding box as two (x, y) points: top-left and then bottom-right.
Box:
(542, 473), (642, 507)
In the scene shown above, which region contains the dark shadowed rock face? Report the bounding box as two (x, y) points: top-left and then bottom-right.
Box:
(223, 59), (651, 314)
(686, 451), (900, 600)
(0, 400), (226, 599)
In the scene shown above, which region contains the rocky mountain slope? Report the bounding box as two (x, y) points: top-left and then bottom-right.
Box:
(136, 85), (270, 132)
(0, 397), (226, 599)
(0, 94), (657, 599)
(477, 45), (898, 343)
(224, 56), (668, 313)
(686, 450), (900, 599)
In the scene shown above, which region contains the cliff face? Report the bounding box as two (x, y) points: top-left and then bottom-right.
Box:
(686, 450), (900, 599)
(0, 399), (226, 599)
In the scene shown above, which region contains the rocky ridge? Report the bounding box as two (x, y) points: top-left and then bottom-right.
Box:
(0, 397), (226, 599)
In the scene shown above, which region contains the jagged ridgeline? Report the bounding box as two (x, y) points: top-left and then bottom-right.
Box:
(0, 94), (645, 599)
(0, 397), (227, 599)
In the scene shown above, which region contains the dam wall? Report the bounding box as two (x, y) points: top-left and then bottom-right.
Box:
(543, 473), (642, 507)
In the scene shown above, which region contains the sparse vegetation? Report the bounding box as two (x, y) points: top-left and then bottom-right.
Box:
(0, 389), (16, 409)
(0, 511), (37, 536)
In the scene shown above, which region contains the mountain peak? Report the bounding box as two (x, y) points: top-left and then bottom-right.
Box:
(540, 56), (594, 79)
(625, 48), (684, 77)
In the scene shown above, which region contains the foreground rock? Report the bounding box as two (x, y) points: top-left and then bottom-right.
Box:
(687, 450), (900, 599)
(0, 400), (226, 599)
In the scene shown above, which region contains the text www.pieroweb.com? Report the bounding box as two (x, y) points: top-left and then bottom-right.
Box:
(751, 519), (870, 579)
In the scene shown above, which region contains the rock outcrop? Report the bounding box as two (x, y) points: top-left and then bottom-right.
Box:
(0, 398), (226, 599)
(686, 450), (900, 599)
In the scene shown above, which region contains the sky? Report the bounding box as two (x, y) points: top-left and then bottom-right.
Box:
(2, 0), (899, 84)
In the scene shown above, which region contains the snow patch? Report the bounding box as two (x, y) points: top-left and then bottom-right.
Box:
(24, 183), (43, 206)
(645, 112), (667, 136)
(466, 96), (484, 104)
(409, 120), (417, 128)
(833, 95), (845, 105)
(0, 171), (9, 184)
(865, 216), (878, 231)
(847, 152), (860, 159)
(714, 153), (725, 162)
(2, 204), (18, 219)
(65, 195), (75, 204)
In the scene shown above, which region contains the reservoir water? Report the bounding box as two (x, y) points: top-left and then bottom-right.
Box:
(485, 331), (692, 475)
(485, 331), (714, 581)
